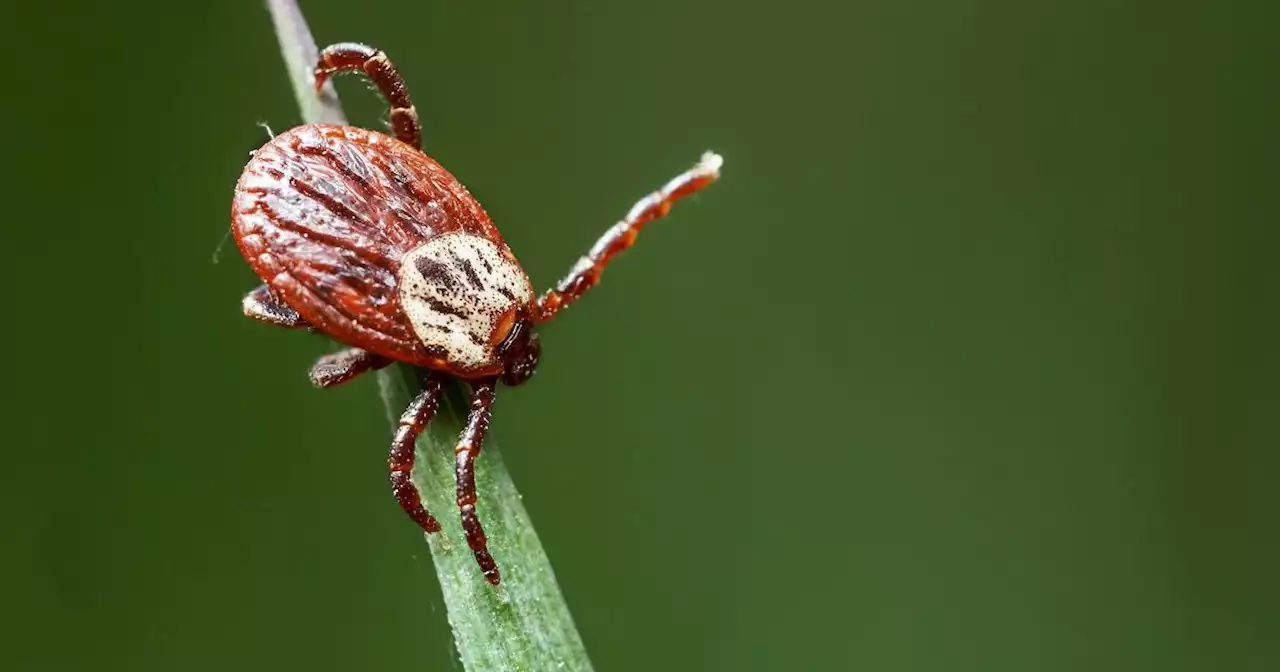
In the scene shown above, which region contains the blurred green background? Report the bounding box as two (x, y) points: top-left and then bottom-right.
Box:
(2, 0), (1276, 670)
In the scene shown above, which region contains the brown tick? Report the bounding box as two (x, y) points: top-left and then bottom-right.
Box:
(231, 43), (723, 585)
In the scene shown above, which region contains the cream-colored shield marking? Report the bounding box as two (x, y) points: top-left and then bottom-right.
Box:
(399, 232), (533, 369)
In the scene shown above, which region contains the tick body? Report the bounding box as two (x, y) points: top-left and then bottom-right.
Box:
(231, 42), (722, 585)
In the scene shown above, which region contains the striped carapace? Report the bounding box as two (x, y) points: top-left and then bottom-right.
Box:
(231, 42), (723, 585)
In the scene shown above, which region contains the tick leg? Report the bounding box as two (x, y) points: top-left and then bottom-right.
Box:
(242, 284), (310, 329)
(454, 378), (502, 585)
(533, 152), (724, 323)
(314, 43), (422, 150)
(388, 372), (446, 535)
(309, 348), (393, 388)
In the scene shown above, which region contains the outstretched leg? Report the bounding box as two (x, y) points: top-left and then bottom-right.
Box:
(454, 378), (501, 585)
(309, 348), (392, 388)
(242, 284), (310, 329)
(314, 42), (422, 150)
(388, 372), (446, 535)
(534, 151), (724, 323)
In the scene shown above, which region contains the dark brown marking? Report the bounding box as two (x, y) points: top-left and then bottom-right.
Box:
(474, 245), (494, 274)
(295, 143), (377, 199)
(258, 200), (396, 272)
(414, 255), (459, 292)
(420, 292), (467, 319)
(421, 343), (449, 358)
(289, 176), (376, 229)
(453, 250), (486, 290)
(366, 152), (438, 209)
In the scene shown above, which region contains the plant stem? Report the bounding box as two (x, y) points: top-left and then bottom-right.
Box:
(265, 0), (346, 127)
(264, 2), (593, 670)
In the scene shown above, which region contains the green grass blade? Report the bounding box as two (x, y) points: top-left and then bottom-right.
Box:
(263, 2), (594, 670)
(265, 0), (346, 126)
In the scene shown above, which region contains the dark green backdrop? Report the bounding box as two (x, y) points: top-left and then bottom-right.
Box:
(2, 1), (1276, 670)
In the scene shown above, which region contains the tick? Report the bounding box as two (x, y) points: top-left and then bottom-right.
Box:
(231, 42), (722, 585)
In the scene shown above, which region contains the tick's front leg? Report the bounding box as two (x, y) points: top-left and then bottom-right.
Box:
(534, 152), (723, 323)
(314, 42), (422, 150)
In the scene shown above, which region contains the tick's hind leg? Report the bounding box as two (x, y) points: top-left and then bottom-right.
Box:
(389, 372), (445, 535)
(243, 284), (310, 329)
(314, 42), (421, 150)
(534, 152), (724, 323)
(454, 378), (502, 585)
(309, 348), (393, 388)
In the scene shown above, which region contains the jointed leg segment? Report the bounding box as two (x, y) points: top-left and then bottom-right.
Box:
(388, 372), (446, 535)
(455, 378), (501, 585)
(314, 42), (422, 149)
(387, 375), (503, 584)
(534, 151), (724, 322)
(243, 284), (309, 328)
(309, 348), (392, 388)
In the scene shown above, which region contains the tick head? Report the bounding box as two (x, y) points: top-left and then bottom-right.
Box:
(498, 317), (540, 386)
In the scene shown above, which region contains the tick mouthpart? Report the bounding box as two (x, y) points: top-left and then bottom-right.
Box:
(499, 319), (540, 387)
